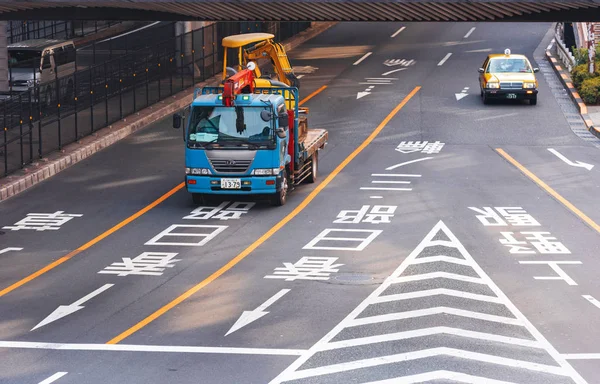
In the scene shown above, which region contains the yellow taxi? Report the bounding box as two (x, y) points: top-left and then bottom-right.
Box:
(478, 49), (539, 105)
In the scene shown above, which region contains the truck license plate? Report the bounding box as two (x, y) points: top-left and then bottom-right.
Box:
(221, 178), (241, 189)
(506, 93), (517, 99)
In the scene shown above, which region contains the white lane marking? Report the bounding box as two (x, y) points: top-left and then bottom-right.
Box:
(38, 372), (68, 384)
(455, 93), (468, 101)
(357, 91), (371, 99)
(283, 348), (569, 380)
(353, 52), (372, 66)
(365, 77), (398, 80)
(464, 27), (476, 39)
(583, 294), (600, 309)
(360, 187), (412, 191)
(437, 53), (453, 66)
(320, 327), (543, 351)
(0, 247), (23, 255)
(475, 112), (519, 121)
(391, 271), (485, 285)
(391, 26), (406, 38)
(96, 21), (161, 43)
(373, 288), (503, 304)
(296, 74), (305, 79)
(32, 284), (114, 331)
(548, 148), (594, 171)
(371, 180), (412, 184)
(225, 289), (290, 336)
(386, 157), (433, 170)
(348, 307), (522, 327)
(409, 255), (471, 266)
(371, 173), (421, 177)
(369, 196), (383, 199)
(363, 371), (517, 384)
(0, 341), (305, 356)
(466, 48), (493, 53)
(269, 221), (586, 384)
(382, 68), (407, 76)
(562, 353), (600, 359)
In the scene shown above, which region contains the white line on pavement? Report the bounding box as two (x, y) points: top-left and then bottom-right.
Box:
(391, 26), (406, 38)
(0, 341), (305, 356)
(562, 353), (600, 359)
(360, 187), (412, 191)
(437, 53), (453, 66)
(464, 27), (476, 39)
(296, 74), (305, 79)
(353, 52), (372, 65)
(38, 372), (68, 384)
(583, 294), (600, 309)
(371, 173), (421, 177)
(369, 196), (383, 199)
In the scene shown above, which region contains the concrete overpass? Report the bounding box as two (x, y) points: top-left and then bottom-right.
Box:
(1, 1), (600, 22)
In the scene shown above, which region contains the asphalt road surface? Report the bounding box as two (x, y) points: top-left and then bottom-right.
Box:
(1, 22), (600, 384)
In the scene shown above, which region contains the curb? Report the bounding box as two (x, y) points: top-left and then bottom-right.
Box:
(545, 48), (600, 139)
(0, 21), (338, 202)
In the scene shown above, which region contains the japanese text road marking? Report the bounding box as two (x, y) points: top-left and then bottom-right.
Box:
(0, 87), (329, 298)
(0, 340), (305, 356)
(270, 221), (585, 384)
(107, 86), (422, 344)
(496, 148), (600, 234)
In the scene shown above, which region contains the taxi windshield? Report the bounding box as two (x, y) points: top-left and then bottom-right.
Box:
(487, 58), (532, 73)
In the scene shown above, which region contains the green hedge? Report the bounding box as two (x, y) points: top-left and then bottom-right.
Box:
(580, 77), (600, 104)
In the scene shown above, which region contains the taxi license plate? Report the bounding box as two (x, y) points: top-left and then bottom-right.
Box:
(221, 178), (241, 189)
(506, 93), (517, 99)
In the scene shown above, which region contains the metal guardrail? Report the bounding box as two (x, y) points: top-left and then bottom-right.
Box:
(8, 21), (125, 44)
(554, 22), (577, 72)
(0, 21), (311, 178)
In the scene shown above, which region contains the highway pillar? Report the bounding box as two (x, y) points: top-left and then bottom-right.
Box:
(0, 21), (8, 93)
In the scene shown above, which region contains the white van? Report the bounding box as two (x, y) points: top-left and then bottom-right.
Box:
(8, 39), (76, 107)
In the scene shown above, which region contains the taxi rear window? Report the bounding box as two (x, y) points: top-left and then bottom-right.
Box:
(487, 58), (531, 73)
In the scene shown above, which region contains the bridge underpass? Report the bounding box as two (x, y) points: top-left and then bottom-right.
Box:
(1, 0), (600, 21)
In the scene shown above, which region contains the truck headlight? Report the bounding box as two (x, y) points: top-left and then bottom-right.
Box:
(186, 167), (212, 175)
(523, 82), (536, 89)
(486, 82), (500, 89)
(252, 168), (280, 176)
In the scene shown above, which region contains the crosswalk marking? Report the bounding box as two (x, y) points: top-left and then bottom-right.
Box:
(270, 220), (586, 384)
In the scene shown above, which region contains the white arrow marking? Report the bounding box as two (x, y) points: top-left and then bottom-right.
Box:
(548, 148), (594, 170)
(38, 372), (68, 384)
(0, 247), (23, 255)
(225, 289), (290, 336)
(357, 91), (371, 99)
(583, 294), (600, 309)
(386, 157), (433, 170)
(31, 284), (114, 331)
(455, 93), (469, 101)
(382, 68), (407, 76)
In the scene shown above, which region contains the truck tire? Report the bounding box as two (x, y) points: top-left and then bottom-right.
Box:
(307, 152), (318, 183)
(271, 170), (289, 206)
(192, 193), (205, 205)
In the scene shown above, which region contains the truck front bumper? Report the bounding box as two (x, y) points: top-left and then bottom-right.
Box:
(186, 175), (280, 195)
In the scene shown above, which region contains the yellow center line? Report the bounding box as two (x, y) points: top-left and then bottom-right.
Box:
(0, 182), (186, 298)
(299, 85), (327, 106)
(107, 86), (421, 344)
(0, 86), (331, 298)
(496, 148), (600, 234)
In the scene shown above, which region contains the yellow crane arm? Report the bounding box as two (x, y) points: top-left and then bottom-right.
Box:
(244, 40), (300, 88)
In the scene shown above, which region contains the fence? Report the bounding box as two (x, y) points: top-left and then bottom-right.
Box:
(8, 21), (126, 44)
(1, 21), (311, 178)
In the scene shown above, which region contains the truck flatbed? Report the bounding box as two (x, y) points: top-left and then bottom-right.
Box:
(302, 128), (328, 158)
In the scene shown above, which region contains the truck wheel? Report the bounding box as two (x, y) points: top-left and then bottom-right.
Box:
(192, 193), (205, 205)
(307, 152), (318, 183)
(271, 170), (288, 206)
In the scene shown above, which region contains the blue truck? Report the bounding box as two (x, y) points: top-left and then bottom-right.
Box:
(172, 65), (328, 206)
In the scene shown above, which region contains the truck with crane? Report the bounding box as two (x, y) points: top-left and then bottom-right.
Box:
(173, 38), (327, 206)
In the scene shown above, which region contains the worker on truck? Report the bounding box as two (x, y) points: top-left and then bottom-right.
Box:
(173, 62), (327, 207)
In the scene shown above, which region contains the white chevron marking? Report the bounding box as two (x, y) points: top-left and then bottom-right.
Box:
(373, 288), (502, 304)
(348, 307), (522, 327)
(363, 370), (517, 384)
(391, 272), (485, 285)
(318, 326), (543, 351)
(286, 347), (568, 380)
(410, 255), (471, 265)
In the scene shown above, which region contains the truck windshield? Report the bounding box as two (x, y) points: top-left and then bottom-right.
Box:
(8, 50), (42, 69)
(187, 105), (274, 147)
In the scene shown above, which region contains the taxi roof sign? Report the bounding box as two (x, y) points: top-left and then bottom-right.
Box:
(504, 48), (511, 55)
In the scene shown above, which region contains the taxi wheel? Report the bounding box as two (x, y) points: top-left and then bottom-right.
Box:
(482, 93), (489, 105)
(530, 96), (537, 106)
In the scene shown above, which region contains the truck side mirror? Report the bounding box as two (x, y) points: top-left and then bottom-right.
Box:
(173, 113), (182, 129)
(275, 127), (287, 139)
(278, 115), (289, 128)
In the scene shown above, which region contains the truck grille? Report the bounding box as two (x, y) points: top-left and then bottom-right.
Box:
(500, 81), (523, 89)
(209, 159), (252, 173)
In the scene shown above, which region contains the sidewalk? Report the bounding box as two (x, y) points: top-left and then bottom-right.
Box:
(0, 22), (338, 202)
